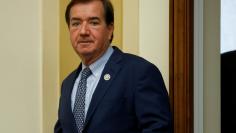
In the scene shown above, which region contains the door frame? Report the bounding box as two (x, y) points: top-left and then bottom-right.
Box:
(169, 0), (194, 133)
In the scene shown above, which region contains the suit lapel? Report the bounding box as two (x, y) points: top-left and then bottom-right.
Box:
(84, 47), (123, 128)
(63, 65), (82, 133)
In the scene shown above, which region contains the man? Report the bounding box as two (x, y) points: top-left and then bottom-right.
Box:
(54, 0), (172, 133)
(221, 50), (236, 133)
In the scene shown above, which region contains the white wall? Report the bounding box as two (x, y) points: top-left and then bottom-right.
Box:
(123, 0), (169, 90)
(139, 0), (169, 89)
(221, 0), (236, 53)
(42, 0), (59, 133)
(0, 0), (42, 133)
(123, 0), (139, 55)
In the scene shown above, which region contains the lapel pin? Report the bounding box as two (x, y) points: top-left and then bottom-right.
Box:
(104, 74), (111, 81)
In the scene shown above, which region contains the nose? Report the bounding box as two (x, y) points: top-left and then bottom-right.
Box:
(80, 22), (89, 35)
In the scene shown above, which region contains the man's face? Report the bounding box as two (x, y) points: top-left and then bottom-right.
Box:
(69, 1), (114, 64)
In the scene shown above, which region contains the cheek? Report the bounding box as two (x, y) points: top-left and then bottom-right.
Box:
(69, 34), (78, 49)
(70, 31), (78, 43)
(95, 30), (110, 41)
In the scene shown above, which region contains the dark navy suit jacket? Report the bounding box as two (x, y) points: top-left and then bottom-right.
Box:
(54, 47), (172, 133)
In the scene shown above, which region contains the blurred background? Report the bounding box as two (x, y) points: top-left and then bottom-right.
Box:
(0, 0), (169, 132)
(2, 0), (233, 132)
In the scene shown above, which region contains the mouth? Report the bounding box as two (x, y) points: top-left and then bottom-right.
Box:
(78, 40), (93, 45)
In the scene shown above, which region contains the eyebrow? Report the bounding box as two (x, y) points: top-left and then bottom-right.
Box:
(70, 17), (81, 21)
(89, 17), (100, 21)
(70, 17), (100, 21)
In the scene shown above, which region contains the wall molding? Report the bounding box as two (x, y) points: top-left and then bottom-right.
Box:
(194, 0), (204, 132)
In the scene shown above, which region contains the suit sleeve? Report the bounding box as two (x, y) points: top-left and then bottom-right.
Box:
(54, 95), (63, 133)
(54, 119), (63, 133)
(54, 83), (64, 133)
(134, 64), (172, 133)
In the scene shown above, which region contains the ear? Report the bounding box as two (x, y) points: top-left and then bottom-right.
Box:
(108, 23), (114, 39)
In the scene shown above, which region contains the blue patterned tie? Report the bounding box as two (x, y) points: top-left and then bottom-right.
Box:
(73, 67), (92, 133)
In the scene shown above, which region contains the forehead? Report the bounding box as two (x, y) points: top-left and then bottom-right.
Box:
(70, 1), (105, 19)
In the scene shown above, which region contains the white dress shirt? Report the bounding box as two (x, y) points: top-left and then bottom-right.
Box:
(71, 46), (114, 117)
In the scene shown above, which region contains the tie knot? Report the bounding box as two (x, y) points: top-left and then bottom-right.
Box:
(81, 67), (92, 79)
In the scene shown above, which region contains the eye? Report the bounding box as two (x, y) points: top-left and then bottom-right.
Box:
(71, 21), (80, 27)
(90, 20), (99, 26)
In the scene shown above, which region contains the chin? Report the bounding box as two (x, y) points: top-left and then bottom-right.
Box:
(77, 49), (94, 57)
(75, 45), (92, 53)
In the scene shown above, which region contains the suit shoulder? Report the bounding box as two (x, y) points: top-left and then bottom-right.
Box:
(122, 53), (157, 68)
(59, 69), (78, 94)
(61, 69), (78, 85)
